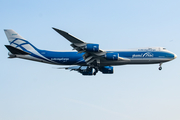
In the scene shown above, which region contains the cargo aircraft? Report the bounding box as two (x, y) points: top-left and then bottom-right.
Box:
(4, 28), (177, 75)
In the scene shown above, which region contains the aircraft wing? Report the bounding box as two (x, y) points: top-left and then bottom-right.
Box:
(52, 28), (84, 44)
(58, 66), (87, 70)
(53, 28), (106, 66)
(57, 66), (94, 75)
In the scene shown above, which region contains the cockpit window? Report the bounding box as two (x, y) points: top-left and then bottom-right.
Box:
(163, 48), (166, 50)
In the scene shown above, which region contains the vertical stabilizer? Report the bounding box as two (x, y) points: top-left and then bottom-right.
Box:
(4, 29), (25, 44)
(4, 29), (37, 51)
(4, 29), (57, 64)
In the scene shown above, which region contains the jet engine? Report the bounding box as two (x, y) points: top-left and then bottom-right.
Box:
(85, 44), (99, 52)
(78, 67), (94, 75)
(105, 52), (119, 60)
(100, 66), (114, 74)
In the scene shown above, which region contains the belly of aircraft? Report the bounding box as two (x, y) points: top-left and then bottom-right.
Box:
(100, 58), (171, 66)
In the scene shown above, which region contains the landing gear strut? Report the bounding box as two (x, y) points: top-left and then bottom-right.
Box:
(93, 67), (98, 75)
(91, 60), (100, 75)
(159, 63), (162, 70)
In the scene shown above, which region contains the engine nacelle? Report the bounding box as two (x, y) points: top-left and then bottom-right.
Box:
(100, 66), (114, 74)
(78, 67), (94, 75)
(81, 71), (93, 75)
(105, 52), (119, 60)
(85, 44), (99, 52)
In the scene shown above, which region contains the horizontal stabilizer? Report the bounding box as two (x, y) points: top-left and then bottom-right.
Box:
(5, 45), (30, 55)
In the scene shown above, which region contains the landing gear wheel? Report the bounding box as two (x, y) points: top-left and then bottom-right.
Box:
(158, 63), (162, 71)
(159, 67), (162, 70)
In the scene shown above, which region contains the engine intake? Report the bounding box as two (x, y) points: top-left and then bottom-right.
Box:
(85, 44), (99, 52)
(105, 52), (119, 60)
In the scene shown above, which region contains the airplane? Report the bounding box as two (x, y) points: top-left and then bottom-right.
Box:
(4, 28), (177, 75)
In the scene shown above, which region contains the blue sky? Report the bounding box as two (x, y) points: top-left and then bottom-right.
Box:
(0, 0), (180, 120)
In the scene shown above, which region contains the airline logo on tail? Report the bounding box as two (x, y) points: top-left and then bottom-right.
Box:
(4, 29), (57, 63)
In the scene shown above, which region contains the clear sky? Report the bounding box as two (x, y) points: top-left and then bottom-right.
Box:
(0, 0), (180, 120)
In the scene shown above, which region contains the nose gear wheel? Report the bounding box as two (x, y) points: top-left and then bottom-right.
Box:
(159, 63), (162, 70)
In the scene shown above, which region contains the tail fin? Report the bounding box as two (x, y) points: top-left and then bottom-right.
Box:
(4, 29), (38, 52)
(4, 29), (25, 44)
(4, 29), (53, 63)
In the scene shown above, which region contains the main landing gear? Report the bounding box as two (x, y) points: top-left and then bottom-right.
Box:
(159, 63), (162, 70)
(92, 60), (99, 75)
(93, 67), (98, 75)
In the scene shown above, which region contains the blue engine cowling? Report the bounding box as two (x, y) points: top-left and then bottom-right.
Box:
(79, 67), (93, 75)
(85, 44), (99, 52)
(81, 71), (93, 75)
(105, 52), (119, 60)
(100, 66), (113, 74)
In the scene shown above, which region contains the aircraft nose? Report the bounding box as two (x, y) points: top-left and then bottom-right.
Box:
(174, 54), (177, 59)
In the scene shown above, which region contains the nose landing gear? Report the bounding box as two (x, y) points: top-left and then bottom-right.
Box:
(159, 63), (162, 70)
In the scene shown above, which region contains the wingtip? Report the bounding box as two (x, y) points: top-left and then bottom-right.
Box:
(52, 27), (67, 34)
(52, 27), (59, 31)
(52, 27), (62, 33)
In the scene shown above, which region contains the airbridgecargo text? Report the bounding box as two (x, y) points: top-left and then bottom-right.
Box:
(51, 58), (69, 61)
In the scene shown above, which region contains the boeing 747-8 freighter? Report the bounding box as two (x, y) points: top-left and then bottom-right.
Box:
(4, 28), (177, 75)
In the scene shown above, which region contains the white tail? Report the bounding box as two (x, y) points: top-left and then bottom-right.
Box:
(4, 29), (37, 51)
(4, 29), (25, 44)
